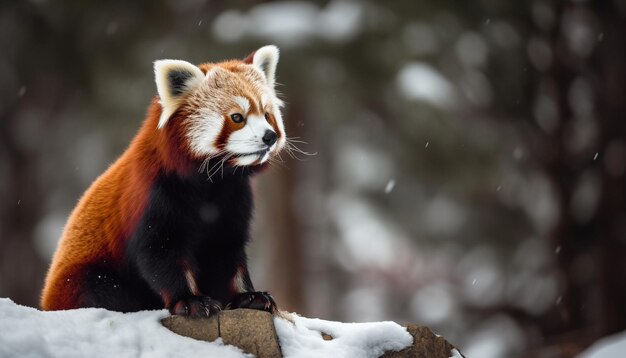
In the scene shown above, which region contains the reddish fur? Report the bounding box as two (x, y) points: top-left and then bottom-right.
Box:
(41, 57), (279, 310)
(265, 111), (282, 139)
(228, 265), (249, 297)
(41, 99), (193, 310)
(199, 61), (284, 149)
(197, 60), (282, 149)
(243, 51), (256, 65)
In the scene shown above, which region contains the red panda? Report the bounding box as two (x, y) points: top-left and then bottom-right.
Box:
(41, 45), (286, 317)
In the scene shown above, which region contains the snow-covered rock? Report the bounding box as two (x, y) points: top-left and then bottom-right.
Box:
(274, 313), (413, 358)
(0, 297), (461, 357)
(0, 298), (248, 358)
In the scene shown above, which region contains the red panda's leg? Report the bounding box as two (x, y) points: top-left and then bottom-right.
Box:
(225, 264), (277, 313)
(131, 243), (223, 317)
(127, 178), (230, 317)
(128, 221), (223, 317)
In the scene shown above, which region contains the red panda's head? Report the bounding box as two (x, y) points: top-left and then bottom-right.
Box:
(153, 45), (285, 169)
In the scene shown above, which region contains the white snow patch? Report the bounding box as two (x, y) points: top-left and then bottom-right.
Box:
(274, 313), (413, 358)
(450, 348), (463, 358)
(246, 2), (317, 46)
(384, 179), (396, 194)
(212, 0), (364, 47)
(579, 330), (626, 358)
(0, 298), (248, 358)
(396, 62), (456, 109)
(317, 0), (364, 43)
(329, 194), (415, 270)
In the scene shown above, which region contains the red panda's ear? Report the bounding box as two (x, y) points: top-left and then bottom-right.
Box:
(154, 59), (205, 129)
(251, 45), (279, 89)
(243, 51), (256, 65)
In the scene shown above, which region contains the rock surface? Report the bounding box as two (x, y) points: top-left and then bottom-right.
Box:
(381, 324), (461, 358)
(162, 309), (463, 357)
(162, 309), (281, 357)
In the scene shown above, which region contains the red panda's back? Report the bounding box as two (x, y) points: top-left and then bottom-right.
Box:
(41, 120), (159, 310)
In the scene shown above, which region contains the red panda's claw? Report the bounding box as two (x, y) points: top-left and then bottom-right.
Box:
(170, 296), (222, 318)
(226, 291), (277, 314)
(171, 300), (189, 316)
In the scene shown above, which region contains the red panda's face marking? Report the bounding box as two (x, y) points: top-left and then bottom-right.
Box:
(154, 45), (285, 167)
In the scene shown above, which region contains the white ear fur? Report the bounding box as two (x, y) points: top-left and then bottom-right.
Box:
(154, 59), (205, 129)
(252, 45), (279, 88)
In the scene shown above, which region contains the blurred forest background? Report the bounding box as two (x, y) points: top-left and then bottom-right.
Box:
(1, 0), (625, 357)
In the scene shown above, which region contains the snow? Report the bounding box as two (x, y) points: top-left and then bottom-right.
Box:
(329, 195), (415, 270)
(384, 179), (395, 194)
(212, 0), (364, 47)
(0, 298), (248, 358)
(274, 313), (413, 358)
(396, 62), (456, 108)
(450, 348), (463, 358)
(579, 331), (626, 358)
(1, 298), (414, 357)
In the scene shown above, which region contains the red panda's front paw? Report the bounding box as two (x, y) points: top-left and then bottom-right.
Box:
(226, 291), (277, 313)
(170, 296), (222, 318)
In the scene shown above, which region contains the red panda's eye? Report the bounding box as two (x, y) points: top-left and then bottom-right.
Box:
(230, 113), (245, 123)
(264, 112), (270, 121)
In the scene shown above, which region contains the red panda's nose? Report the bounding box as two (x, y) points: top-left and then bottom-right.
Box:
(262, 130), (278, 147)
